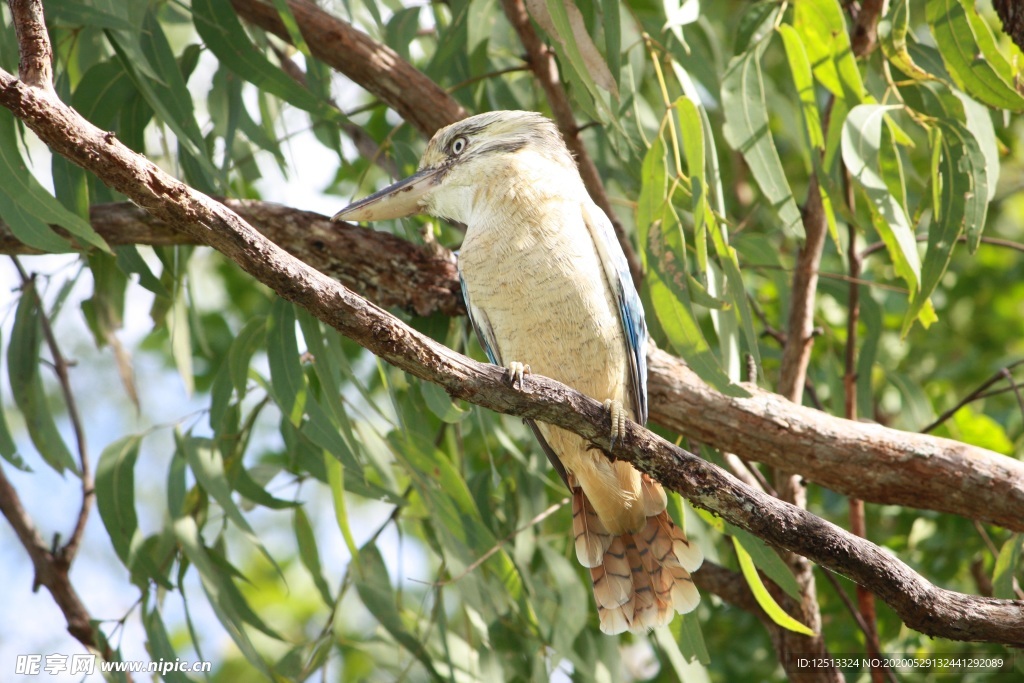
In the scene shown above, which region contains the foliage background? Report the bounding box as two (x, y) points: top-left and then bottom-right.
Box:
(0, 0), (1023, 681)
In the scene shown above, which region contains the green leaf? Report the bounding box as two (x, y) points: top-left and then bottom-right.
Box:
(880, 0), (937, 82)
(324, 450), (360, 559)
(674, 97), (708, 269)
(540, 0), (618, 100)
(722, 38), (803, 237)
(354, 543), (445, 682)
(0, 108), (107, 252)
(95, 435), (142, 566)
(903, 116), (988, 334)
(793, 0), (866, 103)
(639, 132), (746, 394)
(7, 284), (77, 473)
(842, 104), (921, 296)
(168, 292), (194, 396)
(228, 315), (267, 395)
(951, 405), (1014, 455)
(732, 535), (815, 635)
(0, 329), (26, 470)
(927, 0), (1024, 112)
(266, 299), (306, 426)
(173, 516), (279, 677)
(778, 25), (824, 154)
(47, 1), (134, 30)
(673, 611), (710, 665)
(420, 379), (470, 423)
(293, 506), (333, 606)
(636, 135), (668, 270)
(106, 20), (220, 192)
(727, 524), (801, 601)
(142, 607), (191, 683)
(192, 0), (340, 120)
(182, 436), (260, 542)
(992, 534), (1021, 600)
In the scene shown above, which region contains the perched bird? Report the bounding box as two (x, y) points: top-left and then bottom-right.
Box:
(332, 110), (702, 634)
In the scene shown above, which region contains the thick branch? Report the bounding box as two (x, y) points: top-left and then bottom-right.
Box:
(648, 349), (1024, 532)
(3, 203), (1023, 531)
(229, 0), (465, 137)
(2, 69), (1022, 647)
(0, 201), (463, 317)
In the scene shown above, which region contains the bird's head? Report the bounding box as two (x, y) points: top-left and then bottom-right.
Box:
(332, 110), (576, 226)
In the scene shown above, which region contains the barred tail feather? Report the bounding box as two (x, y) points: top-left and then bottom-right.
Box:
(577, 488), (703, 634)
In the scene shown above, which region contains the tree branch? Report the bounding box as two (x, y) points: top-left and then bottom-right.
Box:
(994, 0), (1024, 54)
(0, 201), (464, 318)
(2, 67), (1021, 647)
(850, 0), (886, 57)
(2, 205), (1022, 532)
(0, 465), (104, 654)
(229, 0), (465, 137)
(8, 0), (53, 91)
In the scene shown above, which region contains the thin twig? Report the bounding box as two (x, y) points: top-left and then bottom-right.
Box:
(820, 569), (899, 683)
(921, 360), (1024, 434)
(842, 182), (884, 683)
(860, 233), (1024, 259)
(12, 260), (92, 565)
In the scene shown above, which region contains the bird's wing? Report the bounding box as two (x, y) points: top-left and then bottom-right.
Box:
(458, 269), (570, 487)
(458, 270), (502, 366)
(580, 201), (649, 425)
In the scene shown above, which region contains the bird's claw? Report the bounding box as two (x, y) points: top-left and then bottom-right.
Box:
(604, 399), (628, 449)
(506, 361), (531, 389)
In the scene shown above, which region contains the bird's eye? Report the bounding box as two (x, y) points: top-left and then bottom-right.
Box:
(451, 136), (468, 155)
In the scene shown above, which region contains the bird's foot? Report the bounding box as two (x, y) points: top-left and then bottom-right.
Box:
(506, 361), (531, 389)
(604, 399), (628, 448)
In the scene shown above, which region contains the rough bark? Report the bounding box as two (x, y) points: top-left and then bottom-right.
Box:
(2, 206), (1022, 532)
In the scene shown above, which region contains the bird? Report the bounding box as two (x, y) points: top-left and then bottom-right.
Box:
(332, 110), (702, 634)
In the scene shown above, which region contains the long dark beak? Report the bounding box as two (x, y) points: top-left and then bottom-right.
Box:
(331, 167), (443, 222)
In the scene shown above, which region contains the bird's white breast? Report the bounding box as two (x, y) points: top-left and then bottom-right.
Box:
(457, 157), (628, 409)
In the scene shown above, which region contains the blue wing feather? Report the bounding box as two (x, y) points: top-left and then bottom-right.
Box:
(581, 202), (649, 425)
(458, 269), (501, 366)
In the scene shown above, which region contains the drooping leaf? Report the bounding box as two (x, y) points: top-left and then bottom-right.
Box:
(732, 535), (815, 635)
(927, 0), (1024, 112)
(293, 506), (333, 606)
(95, 435), (142, 566)
(728, 524), (802, 601)
(992, 534), (1022, 600)
(722, 38), (803, 237)
(173, 516), (280, 677)
(0, 108), (107, 253)
(880, 0), (937, 82)
(793, 0), (866, 104)
(192, 0), (342, 120)
(7, 283), (77, 474)
(266, 299), (306, 426)
(354, 543), (445, 682)
(842, 104), (921, 297)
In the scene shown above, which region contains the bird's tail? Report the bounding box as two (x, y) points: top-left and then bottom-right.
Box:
(572, 484), (703, 634)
